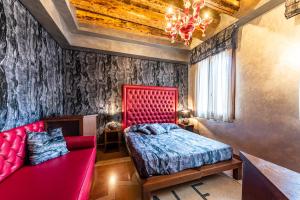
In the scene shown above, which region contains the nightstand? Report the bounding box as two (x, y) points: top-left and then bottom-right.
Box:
(178, 124), (194, 132)
(104, 128), (122, 152)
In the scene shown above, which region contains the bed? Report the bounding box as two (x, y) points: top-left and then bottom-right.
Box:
(122, 85), (242, 200)
(125, 126), (233, 178)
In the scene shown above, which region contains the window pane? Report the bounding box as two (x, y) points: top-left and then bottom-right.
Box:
(194, 49), (234, 122)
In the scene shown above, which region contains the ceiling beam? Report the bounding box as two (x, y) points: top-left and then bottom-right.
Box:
(76, 9), (168, 38)
(120, 0), (170, 14)
(70, 0), (166, 30)
(125, 0), (240, 16)
(205, 0), (240, 16)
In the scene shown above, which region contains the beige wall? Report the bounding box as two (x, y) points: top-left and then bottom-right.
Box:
(189, 4), (300, 172)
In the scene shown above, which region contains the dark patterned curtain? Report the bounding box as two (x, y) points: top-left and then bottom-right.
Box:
(190, 25), (237, 64)
(285, 0), (300, 19)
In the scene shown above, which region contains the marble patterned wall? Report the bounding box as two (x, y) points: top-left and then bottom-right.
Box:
(0, 0), (7, 130)
(63, 50), (188, 135)
(0, 0), (63, 131)
(0, 0), (189, 135)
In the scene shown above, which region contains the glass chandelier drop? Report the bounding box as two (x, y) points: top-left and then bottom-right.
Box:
(165, 0), (213, 46)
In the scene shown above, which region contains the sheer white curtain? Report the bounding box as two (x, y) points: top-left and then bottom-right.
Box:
(194, 49), (234, 122)
(194, 58), (210, 118)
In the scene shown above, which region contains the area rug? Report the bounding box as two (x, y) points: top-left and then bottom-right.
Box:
(152, 174), (242, 200)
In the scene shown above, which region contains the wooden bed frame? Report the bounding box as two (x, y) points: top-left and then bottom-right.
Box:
(122, 85), (242, 200)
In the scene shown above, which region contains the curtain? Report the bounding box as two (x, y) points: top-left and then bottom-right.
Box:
(194, 49), (234, 122)
(194, 58), (210, 118)
(190, 25), (237, 64)
(285, 0), (300, 19)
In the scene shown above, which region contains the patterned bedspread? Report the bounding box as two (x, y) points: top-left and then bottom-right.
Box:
(125, 127), (233, 178)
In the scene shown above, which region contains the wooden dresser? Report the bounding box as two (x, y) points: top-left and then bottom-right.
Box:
(44, 115), (98, 137)
(240, 152), (300, 200)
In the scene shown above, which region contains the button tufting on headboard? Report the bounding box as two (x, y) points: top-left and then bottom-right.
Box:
(122, 85), (178, 129)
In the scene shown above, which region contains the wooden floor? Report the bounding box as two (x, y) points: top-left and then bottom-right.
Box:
(90, 145), (241, 200)
(96, 144), (129, 162)
(91, 144), (139, 200)
(91, 158), (140, 200)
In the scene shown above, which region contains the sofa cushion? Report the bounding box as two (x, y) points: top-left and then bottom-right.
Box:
(65, 136), (96, 150)
(27, 128), (69, 165)
(0, 121), (45, 183)
(0, 148), (96, 200)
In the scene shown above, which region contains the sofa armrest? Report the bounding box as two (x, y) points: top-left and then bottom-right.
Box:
(65, 136), (96, 150)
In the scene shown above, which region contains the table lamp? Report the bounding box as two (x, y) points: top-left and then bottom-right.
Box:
(180, 110), (191, 125)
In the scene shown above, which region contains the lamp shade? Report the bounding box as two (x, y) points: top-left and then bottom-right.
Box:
(180, 110), (191, 118)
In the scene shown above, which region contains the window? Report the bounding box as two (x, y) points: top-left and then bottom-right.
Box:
(194, 49), (235, 122)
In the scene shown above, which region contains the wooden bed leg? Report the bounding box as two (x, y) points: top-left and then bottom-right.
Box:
(142, 186), (151, 200)
(233, 166), (242, 180)
(143, 191), (151, 200)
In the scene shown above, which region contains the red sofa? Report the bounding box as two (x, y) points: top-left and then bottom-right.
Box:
(0, 121), (96, 200)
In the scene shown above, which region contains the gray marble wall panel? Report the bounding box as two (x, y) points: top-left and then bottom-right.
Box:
(63, 50), (188, 135)
(0, 0), (7, 130)
(0, 0), (63, 131)
(0, 0), (188, 135)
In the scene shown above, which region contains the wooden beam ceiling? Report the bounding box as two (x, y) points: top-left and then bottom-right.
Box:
(121, 0), (240, 15)
(71, 0), (166, 30)
(76, 9), (168, 38)
(205, 0), (240, 15)
(120, 0), (175, 14)
(155, 0), (240, 15)
(70, 0), (239, 44)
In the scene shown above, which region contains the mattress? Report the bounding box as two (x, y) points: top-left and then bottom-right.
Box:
(125, 126), (233, 178)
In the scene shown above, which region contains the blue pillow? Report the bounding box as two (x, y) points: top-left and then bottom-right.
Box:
(147, 124), (167, 135)
(26, 128), (69, 165)
(160, 123), (180, 132)
(129, 124), (152, 135)
(137, 124), (152, 135)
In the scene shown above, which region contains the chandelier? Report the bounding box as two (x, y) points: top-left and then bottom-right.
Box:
(165, 0), (213, 46)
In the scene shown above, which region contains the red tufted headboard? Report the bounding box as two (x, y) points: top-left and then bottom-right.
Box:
(122, 85), (178, 129)
(0, 121), (45, 183)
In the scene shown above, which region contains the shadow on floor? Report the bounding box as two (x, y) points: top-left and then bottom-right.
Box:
(96, 144), (129, 162)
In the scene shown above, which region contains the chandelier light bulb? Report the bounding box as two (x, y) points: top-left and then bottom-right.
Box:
(165, 7), (174, 19)
(166, 22), (172, 30)
(167, 7), (173, 14)
(204, 12), (210, 19)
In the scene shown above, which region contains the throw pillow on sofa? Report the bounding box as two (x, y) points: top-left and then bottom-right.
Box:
(26, 128), (69, 165)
